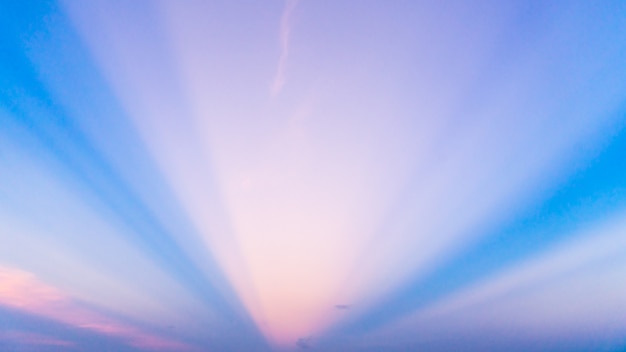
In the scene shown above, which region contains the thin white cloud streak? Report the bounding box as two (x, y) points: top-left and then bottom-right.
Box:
(271, 0), (299, 96)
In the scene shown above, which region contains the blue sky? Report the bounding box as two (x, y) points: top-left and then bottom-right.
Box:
(1, 1), (626, 351)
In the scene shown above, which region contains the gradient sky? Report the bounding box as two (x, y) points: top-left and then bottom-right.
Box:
(2, 1), (626, 351)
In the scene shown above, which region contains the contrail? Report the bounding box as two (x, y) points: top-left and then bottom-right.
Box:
(271, 0), (299, 97)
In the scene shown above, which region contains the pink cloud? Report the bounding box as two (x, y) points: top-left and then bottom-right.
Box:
(0, 266), (196, 351)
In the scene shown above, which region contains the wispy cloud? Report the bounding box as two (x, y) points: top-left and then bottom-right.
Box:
(0, 266), (195, 351)
(0, 331), (74, 348)
(271, 0), (299, 96)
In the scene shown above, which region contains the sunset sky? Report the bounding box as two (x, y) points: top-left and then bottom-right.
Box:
(2, 1), (626, 351)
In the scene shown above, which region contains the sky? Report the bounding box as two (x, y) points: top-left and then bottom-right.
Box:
(1, 0), (626, 351)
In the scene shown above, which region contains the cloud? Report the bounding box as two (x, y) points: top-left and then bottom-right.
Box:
(296, 336), (313, 349)
(0, 331), (74, 347)
(271, 0), (299, 96)
(0, 266), (195, 351)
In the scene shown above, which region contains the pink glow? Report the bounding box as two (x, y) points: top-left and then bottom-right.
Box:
(0, 266), (196, 351)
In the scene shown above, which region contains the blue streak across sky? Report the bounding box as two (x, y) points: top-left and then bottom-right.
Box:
(1, 1), (626, 351)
